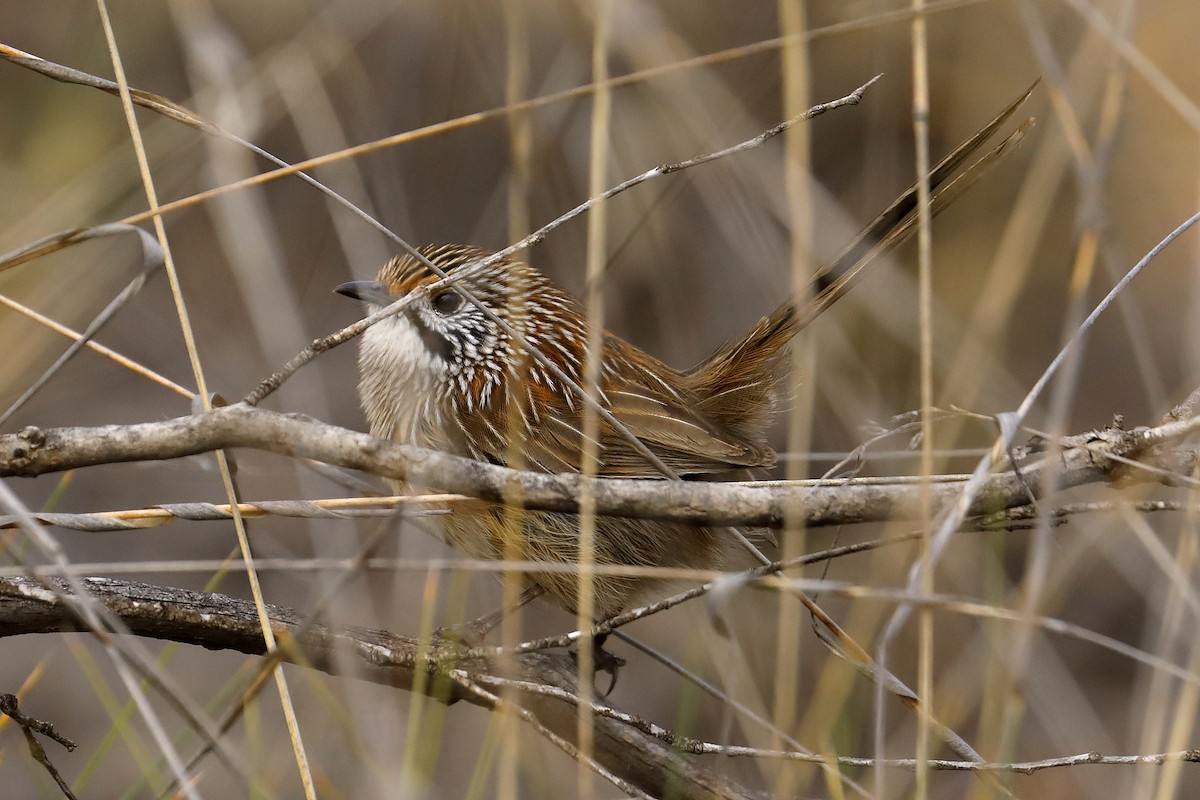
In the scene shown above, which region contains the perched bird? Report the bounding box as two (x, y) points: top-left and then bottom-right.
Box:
(337, 87), (1033, 638)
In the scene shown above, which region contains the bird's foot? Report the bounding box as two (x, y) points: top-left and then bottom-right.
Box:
(570, 632), (626, 696)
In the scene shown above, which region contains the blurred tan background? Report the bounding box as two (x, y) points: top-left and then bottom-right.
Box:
(2, 0), (1200, 797)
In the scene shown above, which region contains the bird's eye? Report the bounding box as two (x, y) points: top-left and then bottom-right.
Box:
(430, 290), (464, 316)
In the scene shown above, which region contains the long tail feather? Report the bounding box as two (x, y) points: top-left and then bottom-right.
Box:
(690, 80), (1038, 439)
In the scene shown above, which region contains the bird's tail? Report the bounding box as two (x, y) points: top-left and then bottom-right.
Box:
(688, 81), (1038, 441)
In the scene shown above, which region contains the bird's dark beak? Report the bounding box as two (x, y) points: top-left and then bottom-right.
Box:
(335, 280), (395, 307)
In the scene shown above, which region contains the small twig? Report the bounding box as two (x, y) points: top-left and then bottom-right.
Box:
(426, 682), (1200, 777)
(0, 693), (78, 800)
(487, 536), (919, 659)
(1161, 383), (1200, 425)
(0, 693), (76, 751)
(824, 407), (977, 478)
(970, 498), (1186, 530)
(0, 494), (455, 532)
(465, 75), (881, 273)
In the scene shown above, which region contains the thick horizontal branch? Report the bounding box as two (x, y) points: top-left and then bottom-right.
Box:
(0, 404), (1165, 529)
(0, 575), (749, 800)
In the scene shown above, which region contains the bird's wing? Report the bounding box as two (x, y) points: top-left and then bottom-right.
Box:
(460, 375), (775, 478)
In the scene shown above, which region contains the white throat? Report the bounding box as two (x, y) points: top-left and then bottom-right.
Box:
(358, 313), (448, 449)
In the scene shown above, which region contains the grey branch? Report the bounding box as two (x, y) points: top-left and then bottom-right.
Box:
(0, 404), (1171, 529)
(0, 575), (751, 800)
